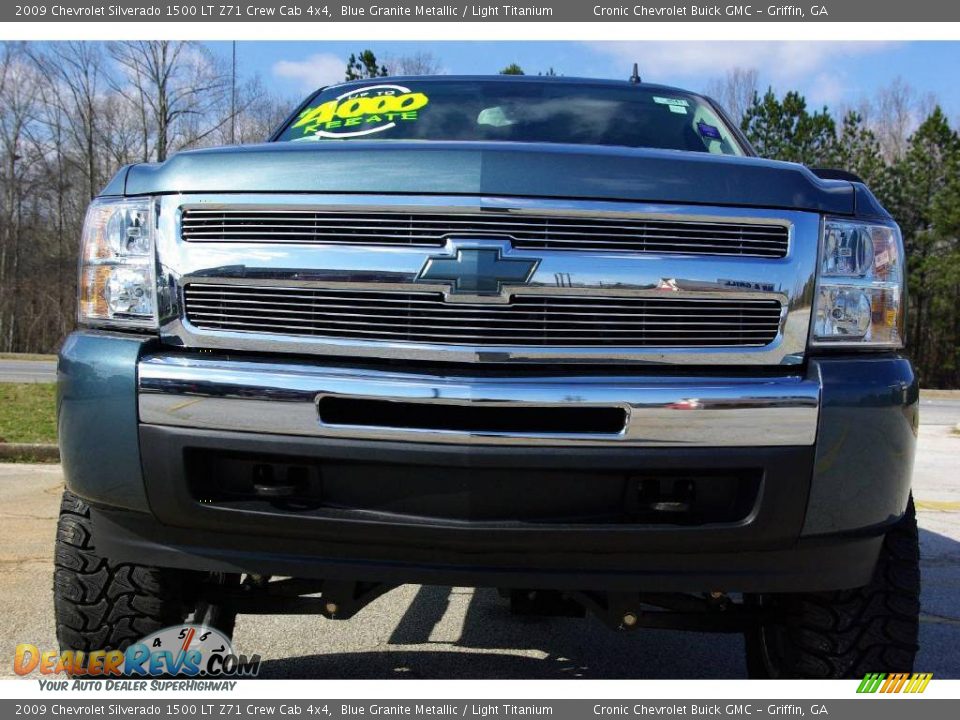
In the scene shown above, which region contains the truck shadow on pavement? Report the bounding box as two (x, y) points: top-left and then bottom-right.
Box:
(251, 526), (960, 679)
(255, 584), (747, 679)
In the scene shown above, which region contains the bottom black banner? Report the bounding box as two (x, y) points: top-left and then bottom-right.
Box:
(2, 700), (957, 720)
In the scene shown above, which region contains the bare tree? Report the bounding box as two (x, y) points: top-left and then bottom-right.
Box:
(30, 42), (106, 201)
(704, 67), (759, 125)
(232, 78), (293, 144)
(207, 75), (294, 146)
(107, 41), (228, 162)
(98, 90), (147, 168)
(875, 77), (915, 161)
(0, 43), (44, 350)
(382, 51), (444, 76)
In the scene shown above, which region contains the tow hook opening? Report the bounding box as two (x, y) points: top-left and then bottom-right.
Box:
(184, 448), (763, 526)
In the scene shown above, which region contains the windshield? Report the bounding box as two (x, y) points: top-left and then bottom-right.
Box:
(276, 79), (745, 156)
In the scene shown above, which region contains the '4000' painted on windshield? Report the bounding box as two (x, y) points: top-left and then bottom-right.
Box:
(292, 84), (430, 139)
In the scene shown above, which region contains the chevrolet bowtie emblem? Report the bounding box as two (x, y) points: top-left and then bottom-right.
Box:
(417, 240), (540, 300)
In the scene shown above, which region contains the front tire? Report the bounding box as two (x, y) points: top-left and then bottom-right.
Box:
(54, 491), (195, 654)
(745, 496), (921, 679)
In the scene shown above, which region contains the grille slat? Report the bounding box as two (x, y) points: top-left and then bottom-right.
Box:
(182, 285), (779, 314)
(181, 224), (788, 240)
(185, 301), (780, 322)
(182, 320), (778, 342)
(186, 310), (779, 328)
(184, 284), (782, 348)
(181, 210), (789, 258)
(183, 210), (783, 231)
(181, 228), (784, 245)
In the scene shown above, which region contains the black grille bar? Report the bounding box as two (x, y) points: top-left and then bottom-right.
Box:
(181, 209), (789, 259)
(184, 284), (783, 348)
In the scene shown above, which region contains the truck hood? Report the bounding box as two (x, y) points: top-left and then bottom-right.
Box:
(119, 141), (854, 214)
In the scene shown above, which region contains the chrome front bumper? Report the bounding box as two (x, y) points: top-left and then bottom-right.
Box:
(138, 354), (820, 447)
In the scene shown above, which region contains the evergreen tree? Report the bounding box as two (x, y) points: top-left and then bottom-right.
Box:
(832, 111), (886, 188)
(890, 108), (960, 379)
(930, 144), (960, 385)
(345, 50), (387, 81)
(499, 63), (525, 75)
(741, 88), (837, 166)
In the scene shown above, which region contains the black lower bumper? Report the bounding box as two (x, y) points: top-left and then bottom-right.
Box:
(86, 424), (885, 593)
(90, 496), (883, 594)
(58, 332), (917, 595)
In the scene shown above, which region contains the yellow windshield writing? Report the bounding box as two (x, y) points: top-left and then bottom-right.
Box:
(293, 91), (430, 138)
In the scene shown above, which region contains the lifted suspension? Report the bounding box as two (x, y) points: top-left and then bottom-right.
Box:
(196, 577), (761, 632)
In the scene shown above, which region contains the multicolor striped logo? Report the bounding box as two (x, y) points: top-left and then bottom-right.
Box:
(857, 672), (933, 694)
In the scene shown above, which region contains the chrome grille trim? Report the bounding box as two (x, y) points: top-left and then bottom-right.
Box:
(181, 208), (789, 258)
(155, 193), (820, 365)
(184, 284), (783, 348)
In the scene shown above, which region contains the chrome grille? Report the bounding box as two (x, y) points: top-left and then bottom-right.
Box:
(184, 284), (783, 348)
(180, 209), (789, 259)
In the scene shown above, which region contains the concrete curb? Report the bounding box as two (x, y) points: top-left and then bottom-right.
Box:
(0, 443), (60, 462)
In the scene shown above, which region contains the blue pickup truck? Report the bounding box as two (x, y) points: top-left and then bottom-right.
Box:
(55, 75), (919, 678)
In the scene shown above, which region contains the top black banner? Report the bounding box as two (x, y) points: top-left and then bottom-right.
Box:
(4, 1), (957, 23)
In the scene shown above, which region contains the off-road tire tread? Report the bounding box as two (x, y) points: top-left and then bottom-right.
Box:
(54, 491), (190, 653)
(748, 496), (920, 678)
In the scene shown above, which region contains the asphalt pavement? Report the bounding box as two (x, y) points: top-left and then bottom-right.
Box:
(1, 402), (958, 679)
(920, 395), (960, 426)
(0, 359), (57, 383)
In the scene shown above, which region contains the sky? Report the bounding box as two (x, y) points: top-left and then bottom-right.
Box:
(206, 41), (960, 121)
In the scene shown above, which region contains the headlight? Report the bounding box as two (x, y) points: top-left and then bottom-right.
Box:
(78, 198), (158, 329)
(811, 219), (904, 348)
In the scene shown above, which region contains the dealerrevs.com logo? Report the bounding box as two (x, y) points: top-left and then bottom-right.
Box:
(14, 624), (260, 679)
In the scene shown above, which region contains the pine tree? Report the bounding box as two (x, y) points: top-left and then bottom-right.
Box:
(832, 111), (886, 187)
(741, 88), (837, 166)
(930, 144), (960, 385)
(887, 108), (960, 375)
(345, 50), (388, 81)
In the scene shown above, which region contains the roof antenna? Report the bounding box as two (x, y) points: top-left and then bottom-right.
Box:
(629, 63), (642, 84)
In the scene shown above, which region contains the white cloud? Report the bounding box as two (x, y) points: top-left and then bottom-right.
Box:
(586, 41), (898, 88)
(808, 71), (848, 108)
(272, 53), (344, 91)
